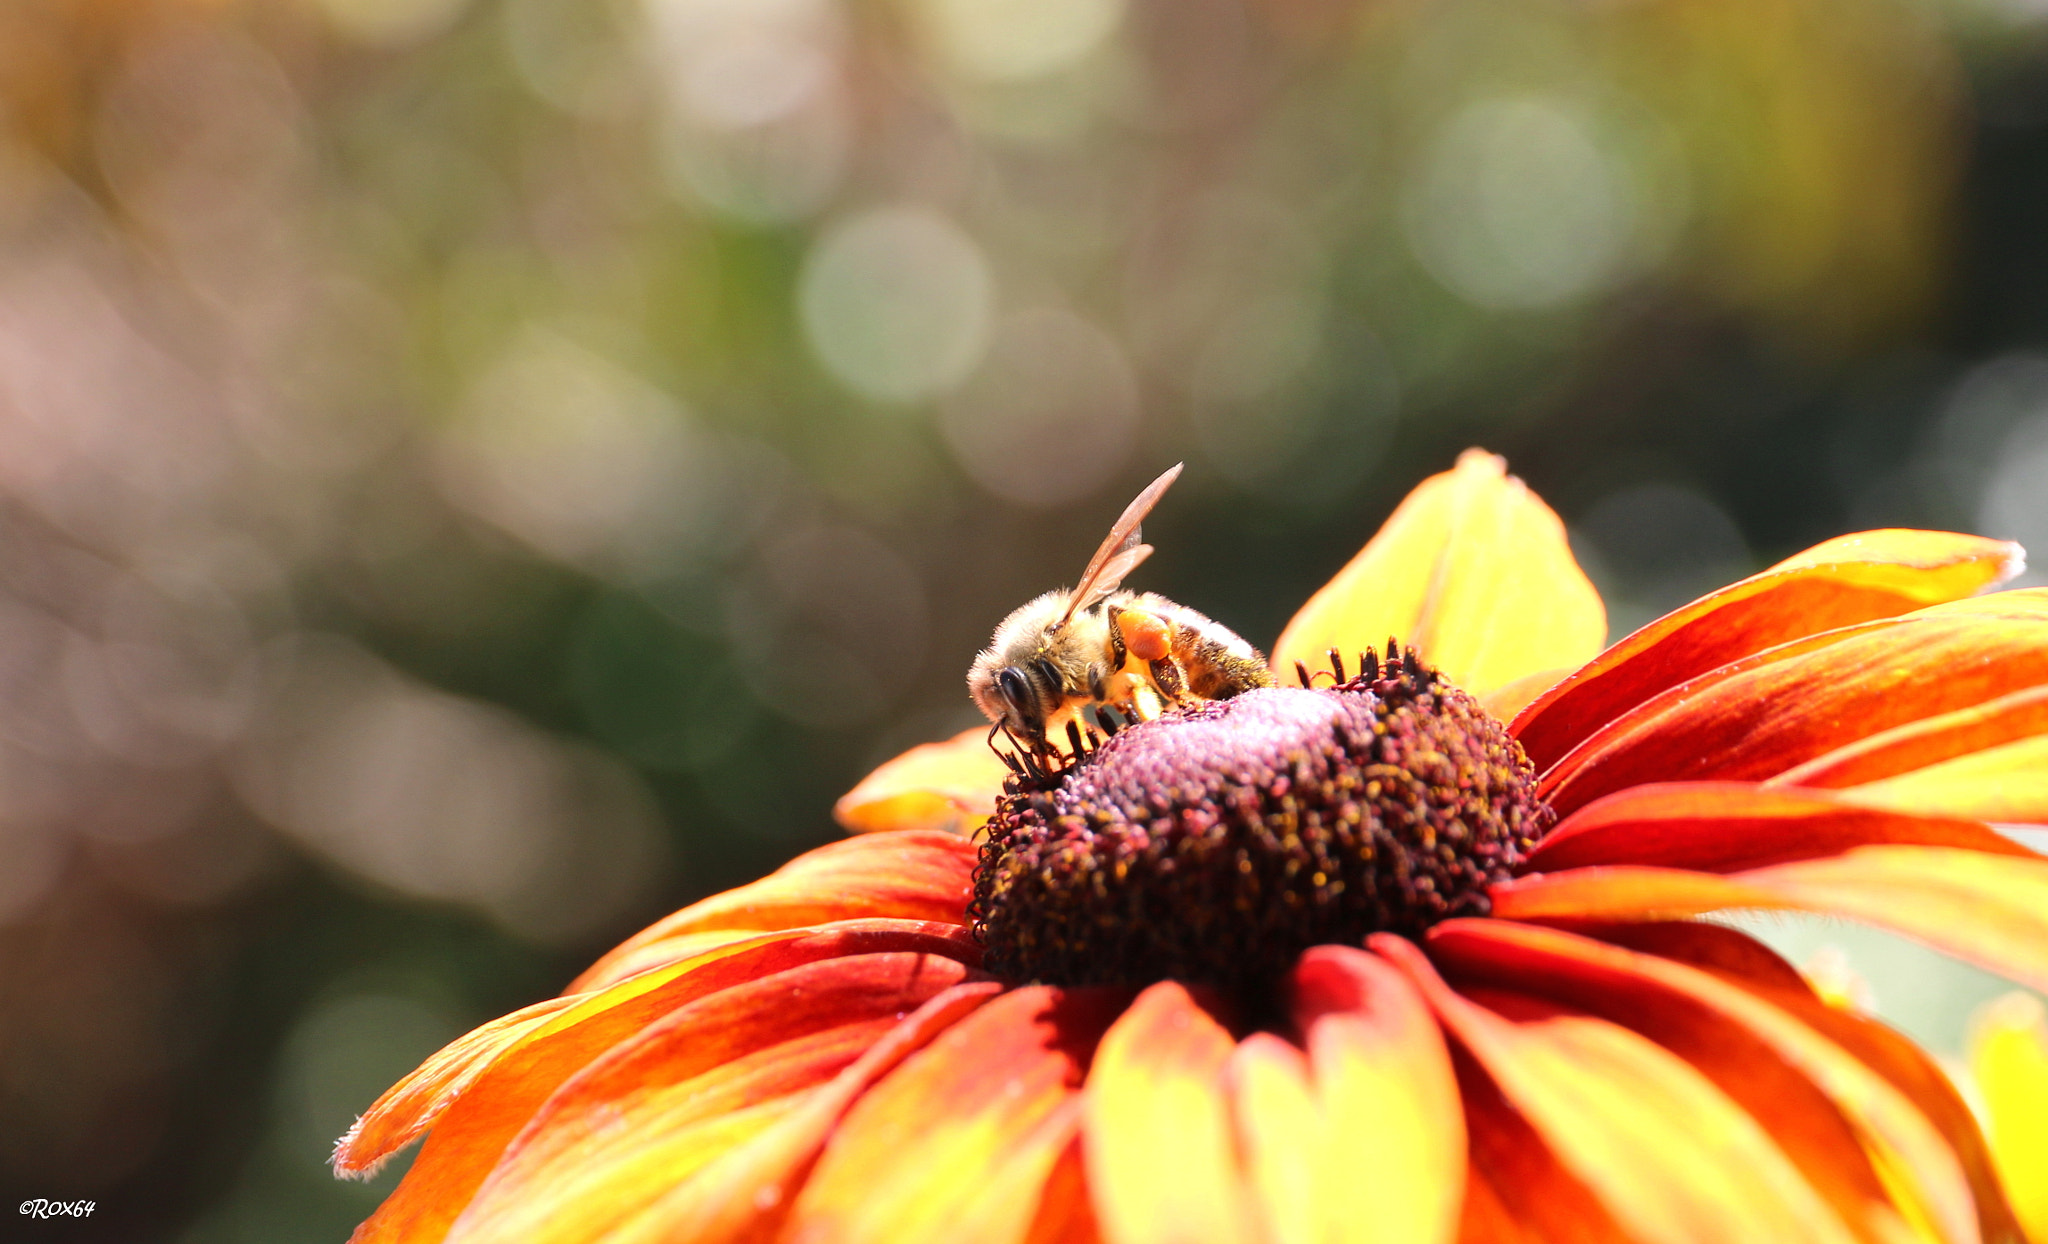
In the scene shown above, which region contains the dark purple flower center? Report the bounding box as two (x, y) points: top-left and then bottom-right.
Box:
(969, 647), (1554, 998)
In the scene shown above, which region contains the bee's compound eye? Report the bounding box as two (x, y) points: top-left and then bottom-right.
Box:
(996, 667), (1031, 712)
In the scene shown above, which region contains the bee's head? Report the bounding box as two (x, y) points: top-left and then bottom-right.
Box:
(968, 649), (1065, 746)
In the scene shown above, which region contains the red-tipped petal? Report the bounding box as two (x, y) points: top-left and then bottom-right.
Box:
(1523, 781), (2036, 875)
(833, 727), (1012, 836)
(1540, 593), (2048, 818)
(569, 831), (976, 991)
(1288, 945), (1464, 1244)
(1512, 531), (2022, 769)
(783, 985), (1128, 1244)
(347, 922), (979, 1244)
(1372, 935), (1860, 1244)
(1084, 982), (1255, 1244)
(1273, 450), (1604, 699)
(1426, 920), (1975, 1244)
(1491, 845), (2048, 996)
(443, 952), (978, 1244)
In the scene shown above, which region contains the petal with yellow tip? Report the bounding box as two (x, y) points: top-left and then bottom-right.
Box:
(1273, 449), (1605, 699)
(1971, 992), (2048, 1244)
(834, 726), (1012, 835)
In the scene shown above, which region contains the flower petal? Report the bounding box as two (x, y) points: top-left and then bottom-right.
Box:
(1825, 734), (2048, 826)
(334, 994), (583, 1179)
(1288, 945), (1464, 1244)
(1766, 683), (2048, 790)
(1512, 531), (2023, 769)
(568, 831), (976, 991)
(1426, 920), (1975, 1244)
(1272, 450), (1604, 699)
(1453, 1048), (1642, 1244)
(1372, 934), (1862, 1244)
(1970, 993), (2048, 1244)
(598, 982), (1002, 1244)
(442, 952), (979, 1244)
(1491, 845), (2048, 995)
(1084, 982), (1255, 1244)
(1539, 592), (2048, 818)
(1591, 920), (2028, 1244)
(1523, 781), (2036, 875)
(1227, 1035), (1322, 1244)
(346, 922), (979, 1244)
(783, 985), (1128, 1244)
(833, 727), (1012, 836)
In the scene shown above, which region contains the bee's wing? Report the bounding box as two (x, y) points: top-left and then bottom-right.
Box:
(1058, 463), (1182, 626)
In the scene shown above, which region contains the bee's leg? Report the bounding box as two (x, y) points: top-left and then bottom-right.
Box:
(1145, 654), (1195, 707)
(1127, 681), (1166, 722)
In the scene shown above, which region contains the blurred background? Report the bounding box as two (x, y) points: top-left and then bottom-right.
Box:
(1, 0), (2046, 1237)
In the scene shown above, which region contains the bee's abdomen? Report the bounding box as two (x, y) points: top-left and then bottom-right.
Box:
(1174, 628), (1275, 698)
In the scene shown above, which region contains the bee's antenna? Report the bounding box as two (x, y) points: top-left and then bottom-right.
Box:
(1326, 648), (1346, 684)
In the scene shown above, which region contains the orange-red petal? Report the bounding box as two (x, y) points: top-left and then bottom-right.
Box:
(1539, 592), (2048, 818)
(1373, 934), (1861, 1244)
(347, 921), (979, 1244)
(1512, 530), (2022, 769)
(334, 994), (583, 1178)
(569, 831), (976, 991)
(1083, 981), (1255, 1244)
(596, 981), (1002, 1244)
(1604, 920), (2029, 1244)
(1272, 450), (1604, 699)
(1491, 845), (2048, 996)
(1523, 781), (2036, 875)
(1825, 734), (2048, 825)
(833, 727), (1013, 836)
(444, 952), (978, 1244)
(783, 985), (1127, 1244)
(1426, 920), (1974, 1244)
(1970, 993), (2048, 1243)
(1767, 682), (2048, 790)
(1454, 1053), (1633, 1243)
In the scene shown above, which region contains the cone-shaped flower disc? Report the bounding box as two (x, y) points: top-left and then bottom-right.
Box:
(339, 453), (2044, 1244)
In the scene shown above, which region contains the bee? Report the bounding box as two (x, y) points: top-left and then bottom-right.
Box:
(968, 463), (1275, 769)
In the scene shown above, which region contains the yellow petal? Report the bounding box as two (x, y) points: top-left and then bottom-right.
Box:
(834, 726), (1011, 836)
(1290, 946), (1465, 1244)
(1084, 982), (1255, 1244)
(1227, 1036), (1322, 1244)
(1273, 450), (1604, 699)
(1971, 992), (2048, 1244)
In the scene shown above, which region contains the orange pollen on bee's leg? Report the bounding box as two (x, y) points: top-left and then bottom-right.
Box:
(1116, 609), (1172, 662)
(969, 646), (1555, 1003)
